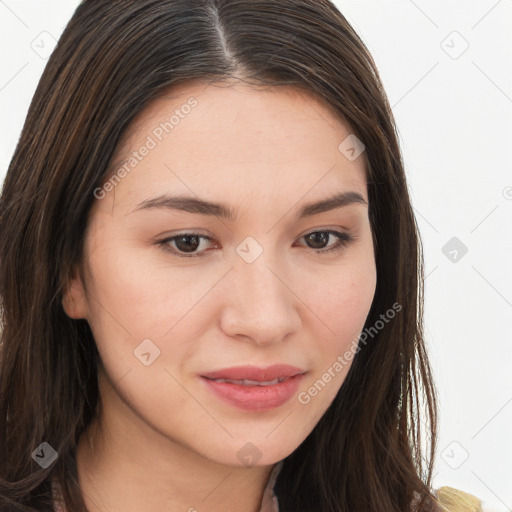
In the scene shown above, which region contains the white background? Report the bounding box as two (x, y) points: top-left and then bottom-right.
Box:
(0, 1), (511, 509)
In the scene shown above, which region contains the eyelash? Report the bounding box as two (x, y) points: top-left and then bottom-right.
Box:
(156, 230), (355, 258)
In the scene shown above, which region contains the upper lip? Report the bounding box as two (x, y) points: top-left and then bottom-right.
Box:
(201, 364), (306, 382)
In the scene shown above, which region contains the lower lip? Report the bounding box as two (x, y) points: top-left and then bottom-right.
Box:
(201, 374), (304, 412)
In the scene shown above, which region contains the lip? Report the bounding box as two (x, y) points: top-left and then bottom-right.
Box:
(200, 365), (306, 412)
(201, 364), (306, 382)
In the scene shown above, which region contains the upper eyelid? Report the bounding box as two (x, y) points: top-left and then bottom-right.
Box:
(161, 227), (349, 241)
(162, 225), (351, 238)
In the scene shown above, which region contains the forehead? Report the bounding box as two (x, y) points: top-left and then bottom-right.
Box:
(102, 80), (368, 212)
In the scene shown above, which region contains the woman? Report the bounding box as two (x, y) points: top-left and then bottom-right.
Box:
(0, 1), (484, 511)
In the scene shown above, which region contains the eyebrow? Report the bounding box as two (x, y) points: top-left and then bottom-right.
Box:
(128, 191), (367, 221)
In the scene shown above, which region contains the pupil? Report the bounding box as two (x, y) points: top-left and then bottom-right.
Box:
(307, 232), (328, 249)
(176, 235), (200, 252)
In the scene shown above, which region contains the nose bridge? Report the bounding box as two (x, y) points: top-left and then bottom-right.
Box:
(238, 252), (281, 306)
(221, 236), (299, 343)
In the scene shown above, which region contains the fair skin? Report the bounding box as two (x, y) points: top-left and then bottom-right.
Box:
(62, 80), (376, 512)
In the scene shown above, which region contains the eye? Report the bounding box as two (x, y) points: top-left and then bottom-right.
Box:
(157, 230), (354, 258)
(158, 232), (216, 257)
(296, 230), (354, 255)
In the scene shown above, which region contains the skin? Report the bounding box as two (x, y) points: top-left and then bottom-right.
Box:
(62, 80), (377, 512)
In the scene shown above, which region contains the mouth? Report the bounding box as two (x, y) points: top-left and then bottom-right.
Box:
(201, 364), (306, 382)
(200, 365), (306, 411)
(203, 376), (290, 386)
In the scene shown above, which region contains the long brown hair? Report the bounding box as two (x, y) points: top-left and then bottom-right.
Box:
(0, 1), (439, 510)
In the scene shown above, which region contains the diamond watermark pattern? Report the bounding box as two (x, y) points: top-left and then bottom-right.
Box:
(31, 442), (58, 469)
(134, 338), (161, 366)
(338, 134), (365, 161)
(237, 442), (263, 467)
(440, 440), (469, 469)
(442, 237), (468, 263)
(441, 31), (469, 60)
(236, 236), (264, 264)
(30, 31), (58, 59)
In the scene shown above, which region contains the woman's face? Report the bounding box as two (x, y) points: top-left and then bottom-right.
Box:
(64, 81), (376, 466)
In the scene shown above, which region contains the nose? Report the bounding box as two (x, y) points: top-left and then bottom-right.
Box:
(219, 249), (301, 346)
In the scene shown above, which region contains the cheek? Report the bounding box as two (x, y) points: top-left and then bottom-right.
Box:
(83, 235), (231, 390)
(295, 262), (376, 415)
(304, 253), (376, 369)
(330, 267), (376, 335)
(85, 233), (215, 335)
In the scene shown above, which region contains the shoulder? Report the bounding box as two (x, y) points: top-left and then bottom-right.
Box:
(434, 486), (507, 512)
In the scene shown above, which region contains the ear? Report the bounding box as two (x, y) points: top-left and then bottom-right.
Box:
(61, 267), (88, 320)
